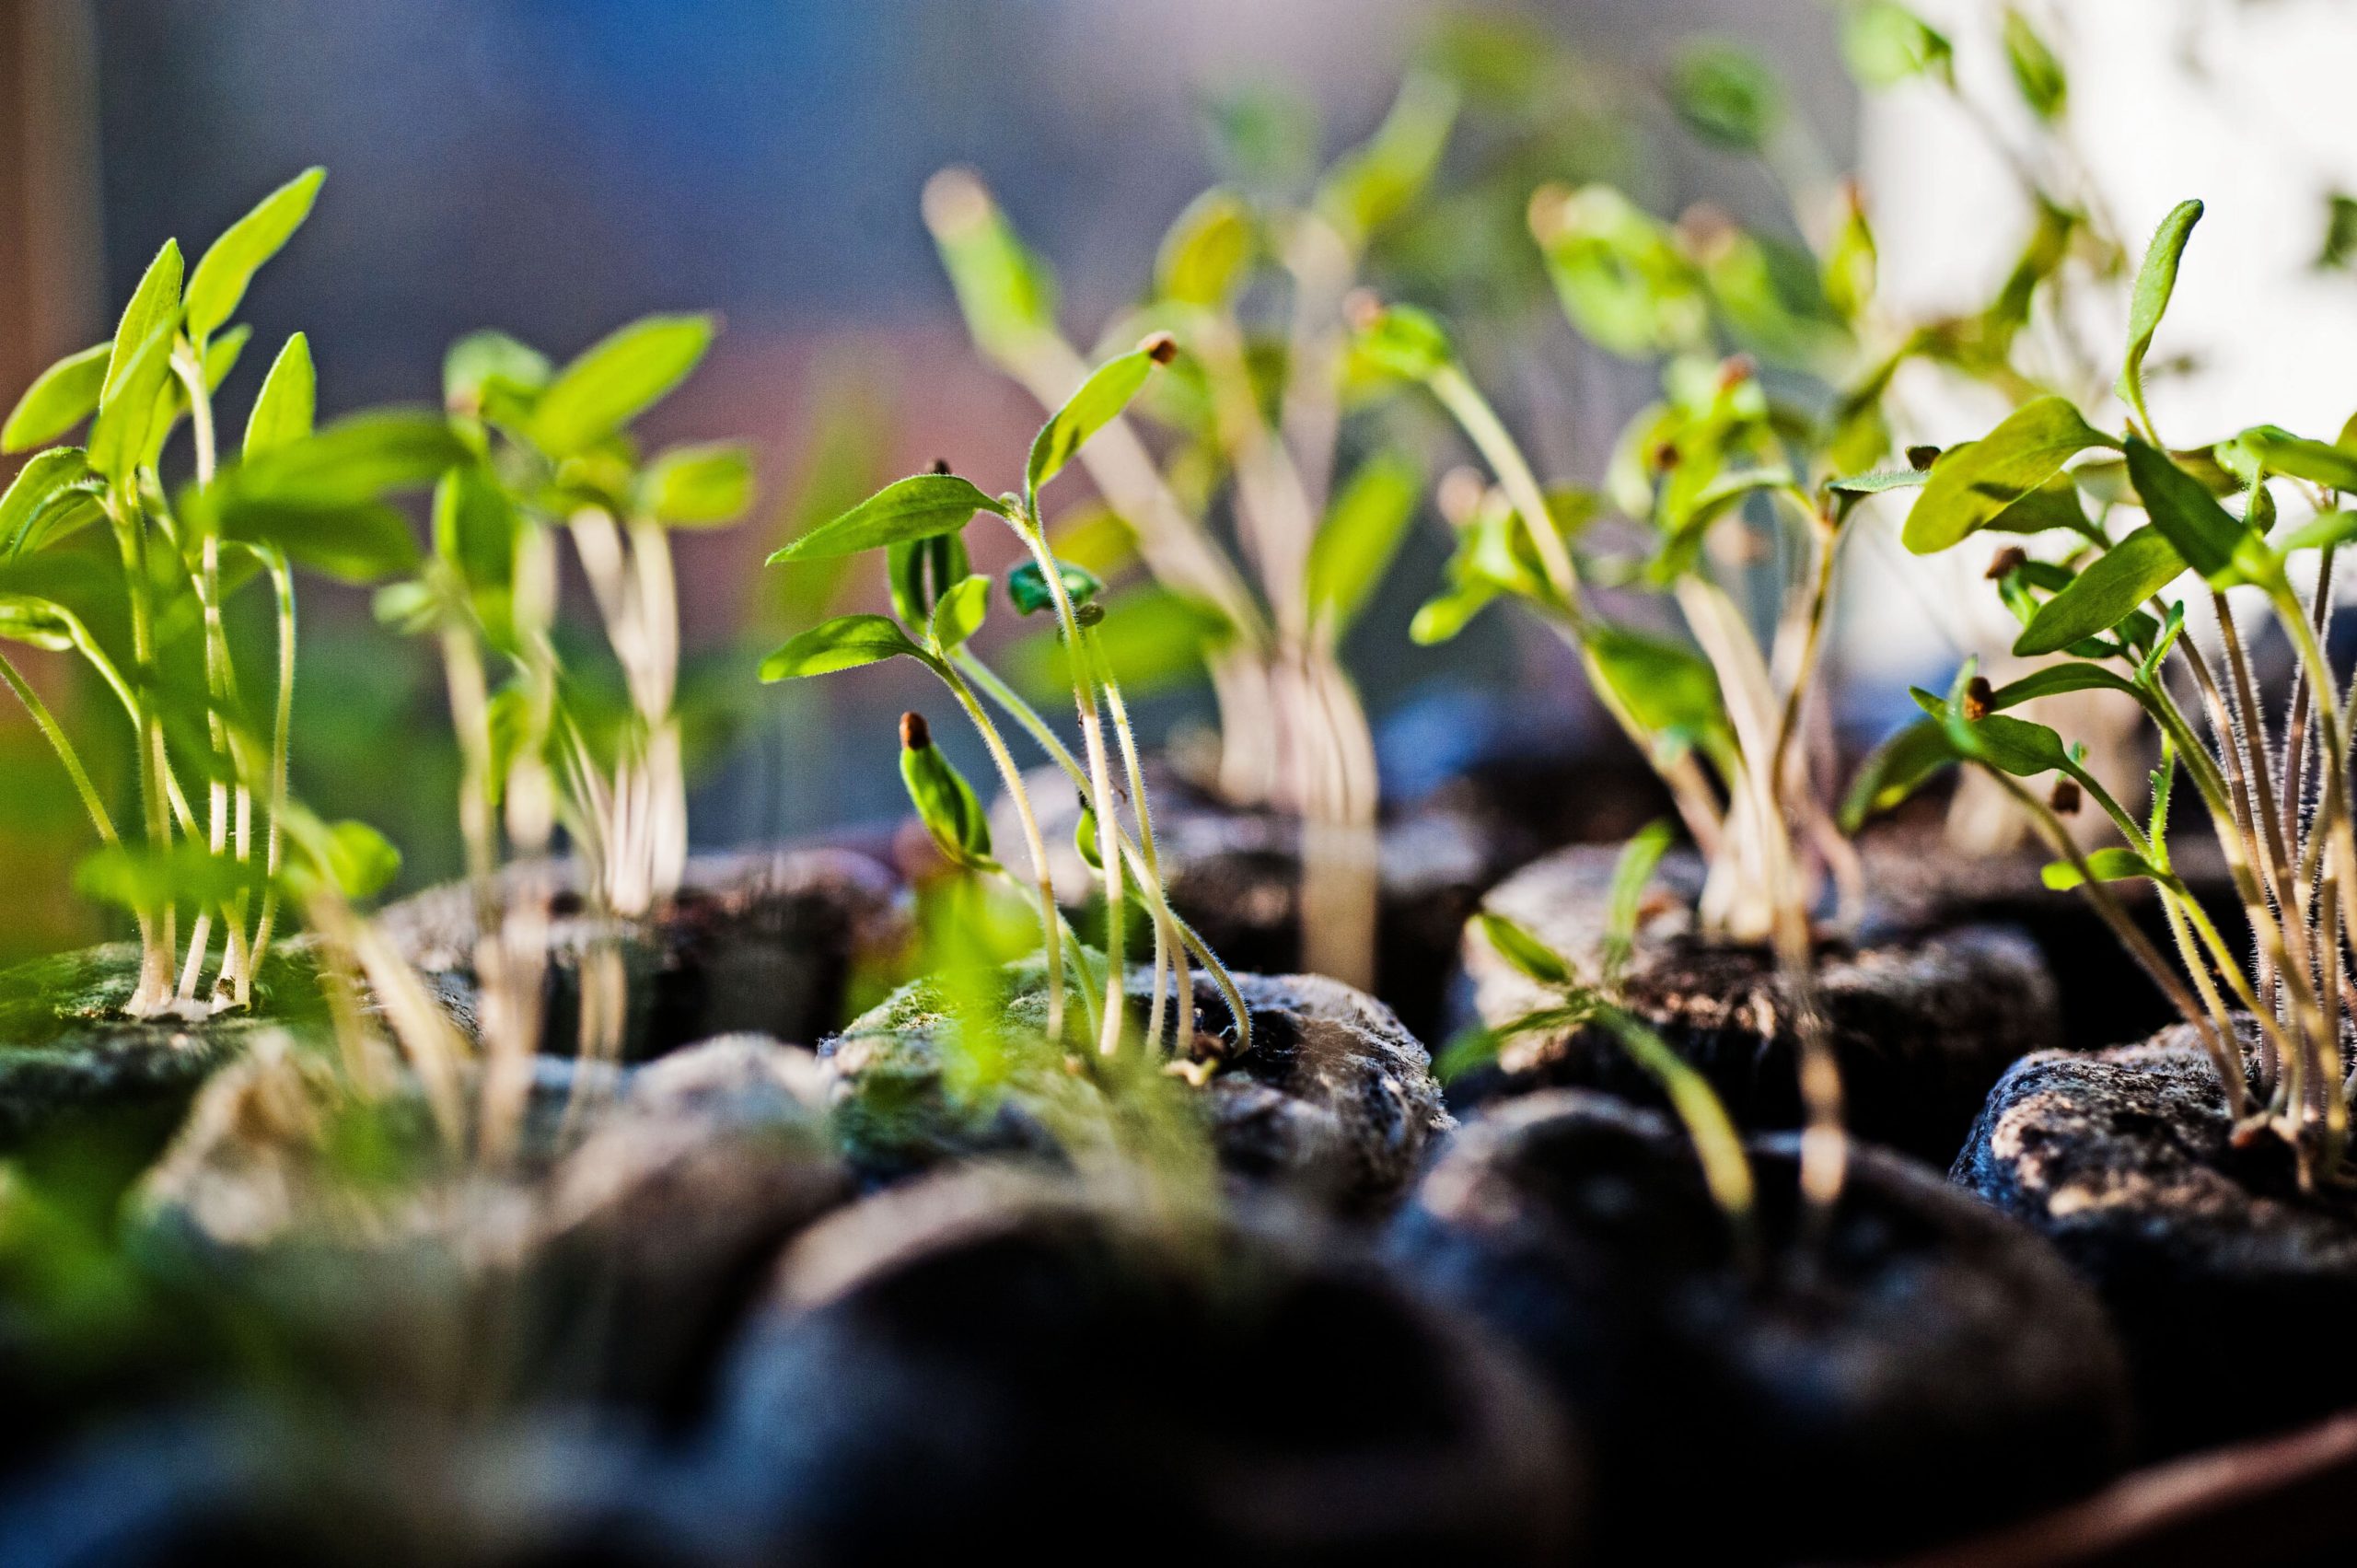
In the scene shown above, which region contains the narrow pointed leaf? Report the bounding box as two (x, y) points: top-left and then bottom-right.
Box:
(640, 441), (755, 527)
(185, 168), (325, 338)
(101, 240), (184, 407)
(2116, 200), (2201, 418)
(770, 473), (1004, 563)
(2237, 424), (2357, 492)
(1903, 396), (2115, 552)
(2127, 436), (2276, 588)
(758, 614), (921, 680)
(87, 324), (178, 482)
(1028, 347), (1159, 499)
(1840, 715), (1962, 831)
(244, 332), (317, 459)
(236, 409), (470, 506)
(1475, 911), (1574, 988)
(528, 314), (714, 457)
(0, 448), (94, 552)
(1986, 661), (2143, 709)
(2013, 525), (2185, 656)
(2041, 845), (2182, 894)
(901, 734), (992, 866)
(1306, 449), (1422, 633)
(2, 343), (111, 453)
(928, 573), (990, 650)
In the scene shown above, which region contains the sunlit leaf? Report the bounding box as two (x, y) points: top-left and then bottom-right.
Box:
(2042, 845), (2180, 894)
(923, 168), (1059, 365)
(1306, 450), (1422, 634)
(1902, 397), (2115, 552)
(2014, 525), (2185, 656)
(1585, 622), (1727, 749)
(900, 714), (993, 868)
(1840, 715), (1960, 831)
(0, 448), (95, 555)
(928, 573), (990, 650)
(184, 167), (324, 339)
(769, 473), (1005, 563)
(640, 441), (755, 527)
(1315, 72), (1458, 240)
(244, 332), (317, 459)
(1667, 37), (1783, 152)
(528, 314), (714, 457)
(1, 343), (110, 453)
(1841, 2), (1953, 87)
(1155, 188), (1256, 307)
(101, 240), (184, 409)
(2116, 200), (2201, 424)
(444, 330), (552, 417)
(2128, 436), (2278, 589)
(758, 614), (922, 680)
(1028, 344), (1166, 500)
(87, 324), (177, 484)
(1475, 910), (1574, 988)
(2001, 6), (2067, 120)
(1351, 301), (1456, 381)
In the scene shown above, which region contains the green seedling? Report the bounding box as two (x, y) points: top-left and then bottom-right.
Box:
(1, 169), (443, 1020)
(1865, 198), (2357, 1186)
(369, 313), (750, 1152)
(764, 335), (1250, 1068)
(917, 73), (1462, 988)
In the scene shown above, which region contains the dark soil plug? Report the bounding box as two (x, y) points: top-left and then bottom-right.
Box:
(1391, 1090), (2131, 1564)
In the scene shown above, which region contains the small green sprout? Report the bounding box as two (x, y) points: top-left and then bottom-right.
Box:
(764, 338), (1249, 1066)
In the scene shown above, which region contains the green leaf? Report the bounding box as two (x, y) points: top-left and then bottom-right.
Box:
(1902, 396), (2115, 552)
(1841, 2), (1953, 87)
(1306, 450), (1422, 634)
(2116, 200), (2201, 422)
(900, 723), (993, 868)
(2041, 845), (2180, 894)
(2014, 525), (2186, 656)
(528, 314), (714, 457)
(2001, 6), (2068, 120)
(1314, 72), (1458, 240)
(2127, 436), (2277, 588)
(74, 842), (258, 913)
(432, 466), (518, 637)
(1531, 186), (1711, 359)
(87, 324), (177, 484)
(1840, 715), (1961, 831)
(1351, 303), (1456, 381)
(770, 472), (1005, 563)
(244, 333), (316, 459)
(758, 614), (921, 680)
(1983, 470), (2091, 535)
(2276, 509), (2357, 556)
(1585, 623), (1727, 749)
(1155, 189), (1256, 307)
(2, 343), (110, 453)
(1966, 712), (2073, 778)
(639, 441), (755, 527)
(1603, 820), (1675, 980)
(212, 496), (422, 583)
(1409, 580), (1499, 645)
(1829, 468), (1928, 495)
(1667, 37), (1783, 152)
(1007, 556), (1103, 616)
(0, 448), (95, 554)
(235, 409), (470, 507)
(1987, 660), (2144, 709)
(1475, 911), (1574, 988)
(316, 819), (402, 901)
(2237, 424), (2357, 492)
(444, 331), (552, 415)
(928, 573), (990, 650)
(0, 593), (78, 652)
(888, 532), (973, 627)
(923, 168), (1060, 366)
(1028, 346), (1162, 500)
(101, 240), (184, 409)
(184, 168), (325, 339)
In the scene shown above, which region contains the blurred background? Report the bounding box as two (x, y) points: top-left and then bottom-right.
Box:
(6, 0), (2357, 964)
